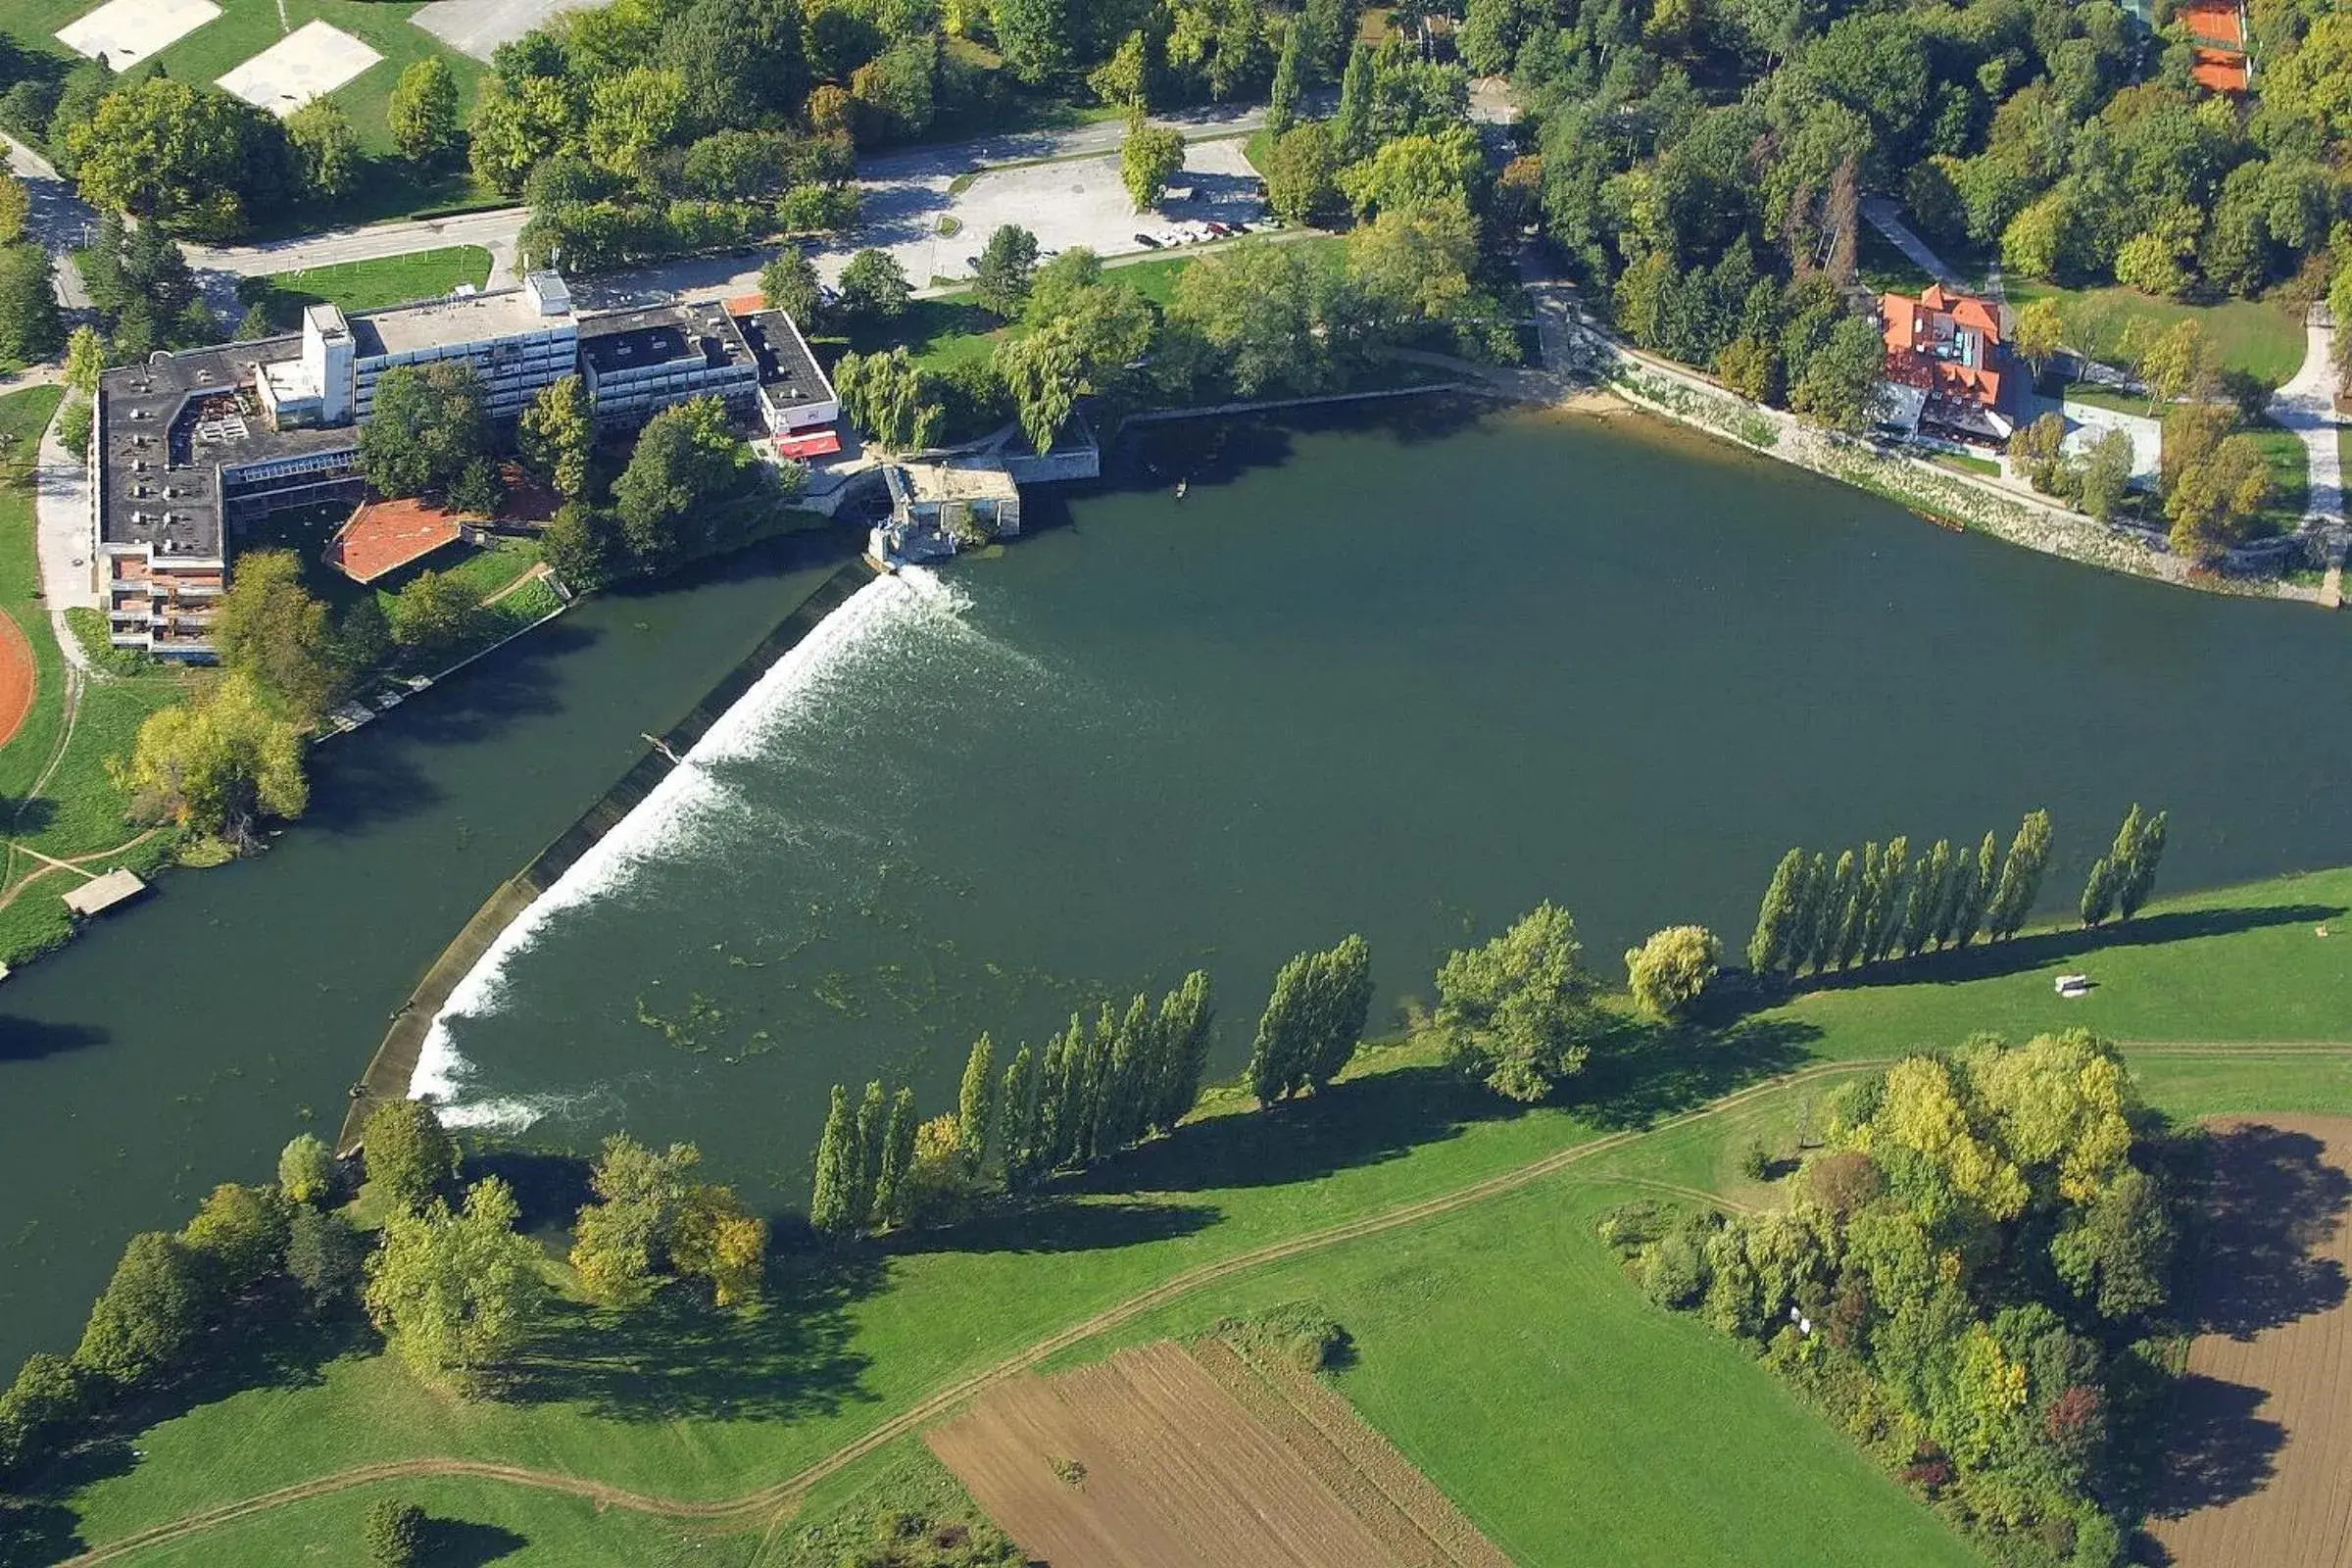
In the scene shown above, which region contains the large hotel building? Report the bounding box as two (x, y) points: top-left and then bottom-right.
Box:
(92, 271), (839, 660)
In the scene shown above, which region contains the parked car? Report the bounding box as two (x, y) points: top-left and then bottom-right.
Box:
(1203, 220), (1233, 237)
(1133, 232), (1162, 249)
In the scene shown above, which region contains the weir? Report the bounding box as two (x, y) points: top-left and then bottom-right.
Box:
(337, 554), (884, 1153)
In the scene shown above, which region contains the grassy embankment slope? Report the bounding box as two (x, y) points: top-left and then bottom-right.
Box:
(0, 387), (202, 965)
(240, 246), (495, 331)
(36, 864), (2352, 1566)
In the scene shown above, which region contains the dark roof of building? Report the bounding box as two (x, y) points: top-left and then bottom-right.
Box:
(732, 306), (833, 409)
(97, 339), (355, 562)
(577, 301), (752, 377)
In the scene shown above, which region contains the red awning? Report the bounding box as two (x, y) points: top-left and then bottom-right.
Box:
(774, 429), (843, 459)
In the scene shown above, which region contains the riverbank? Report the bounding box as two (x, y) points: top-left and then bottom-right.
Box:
(30, 863), (2352, 1568)
(1544, 302), (2339, 607)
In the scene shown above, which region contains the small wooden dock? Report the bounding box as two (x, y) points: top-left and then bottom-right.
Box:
(61, 867), (146, 918)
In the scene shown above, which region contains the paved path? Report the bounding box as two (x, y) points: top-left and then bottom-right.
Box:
(32, 400), (98, 673)
(1858, 196), (1963, 290)
(3, 132), (96, 312)
(2267, 310), (2346, 603)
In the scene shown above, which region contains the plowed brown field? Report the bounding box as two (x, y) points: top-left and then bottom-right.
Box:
(925, 1341), (1510, 1567)
(2150, 1115), (2352, 1567)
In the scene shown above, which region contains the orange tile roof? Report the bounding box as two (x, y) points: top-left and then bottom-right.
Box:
(326, 499), (467, 584)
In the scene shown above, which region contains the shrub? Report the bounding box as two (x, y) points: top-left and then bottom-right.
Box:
(1623, 924), (1722, 1020)
(364, 1497), (425, 1567)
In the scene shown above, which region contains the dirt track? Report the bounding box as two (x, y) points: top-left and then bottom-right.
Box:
(0, 607), (32, 750)
(57, 1046), (2352, 1566)
(2149, 1114), (2352, 1568)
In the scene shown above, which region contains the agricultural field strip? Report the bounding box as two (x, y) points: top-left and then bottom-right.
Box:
(59, 1042), (2352, 1565)
(1194, 1337), (1509, 1568)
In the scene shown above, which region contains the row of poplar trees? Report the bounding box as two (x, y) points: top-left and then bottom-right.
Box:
(1249, 935), (1374, 1103)
(1746, 810), (2055, 977)
(808, 971), (1214, 1240)
(2082, 805), (2169, 928)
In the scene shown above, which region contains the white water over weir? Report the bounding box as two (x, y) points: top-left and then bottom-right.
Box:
(410, 567), (971, 1131)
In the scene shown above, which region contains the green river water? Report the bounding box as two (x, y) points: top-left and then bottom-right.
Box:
(3, 399), (2348, 1372)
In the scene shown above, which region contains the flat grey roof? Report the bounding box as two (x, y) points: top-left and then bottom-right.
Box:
(577, 301), (752, 377)
(734, 307), (832, 407)
(349, 286), (571, 360)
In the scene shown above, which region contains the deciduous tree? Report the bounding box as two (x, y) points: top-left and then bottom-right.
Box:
(286, 99), (363, 204)
(517, 374), (594, 500)
(213, 550), (355, 722)
(74, 1232), (201, 1388)
(1435, 903), (1595, 1102)
(278, 1133), (336, 1206)
(1122, 122), (1186, 211)
(360, 1099), (459, 1214)
(364, 1497), (426, 1568)
(973, 223), (1040, 318)
(388, 57), (463, 165)
(115, 674), (308, 847)
(365, 1178), (544, 1392)
(612, 394), (760, 565)
(1625, 925), (1722, 1020)
(809, 1084), (859, 1238)
(956, 1033), (997, 1171)
(361, 361), (488, 499)
(837, 247), (911, 319)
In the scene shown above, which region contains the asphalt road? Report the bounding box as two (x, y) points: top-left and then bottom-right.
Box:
(3, 132), (96, 311)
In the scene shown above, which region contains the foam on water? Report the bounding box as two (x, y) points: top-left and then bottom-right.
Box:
(410, 566), (968, 1122)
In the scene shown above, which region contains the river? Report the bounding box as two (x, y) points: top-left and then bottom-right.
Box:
(4, 399), (2349, 1371)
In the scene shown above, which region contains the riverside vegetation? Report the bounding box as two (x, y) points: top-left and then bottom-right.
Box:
(4, 833), (2324, 1565)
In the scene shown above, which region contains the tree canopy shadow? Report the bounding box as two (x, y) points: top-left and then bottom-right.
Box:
(1795, 904), (2345, 997)
(421, 1518), (529, 1567)
(499, 1251), (880, 1425)
(21, 1289), (378, 1514)
(4, 797), (56, 837)
(0, 1016), (108, 1063)
(0, 1495), (80, 1568)
(2146, 1374), (2284, 1520)
(887, 1197), (1219, 1257)
(1570, 1013), (1823, 1132)
(1107, 394), (1498, 500)
(2191, 1123), (2351, 1339)
(465, 1147), (596, 1237)
(1061, 1062), (1517, 1197)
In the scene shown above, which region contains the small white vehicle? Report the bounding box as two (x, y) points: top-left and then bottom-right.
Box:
(2054, 973), (2091, 998)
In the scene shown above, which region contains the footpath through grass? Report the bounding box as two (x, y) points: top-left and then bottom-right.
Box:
(241, 247), (495, 330)
(0, 387), (201, 966)
(41, 864), (2352, 1565)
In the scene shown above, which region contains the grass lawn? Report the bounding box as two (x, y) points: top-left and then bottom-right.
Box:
(2007, 278), (2307, 388)
(1857, 226), (1936, 295)
(241, 246), (494, 329)
(1932, 451), (2002, 478)
(2056, 379), (2155, 417)
(1056, 1177), (1987, 1568)
(2, 0), (491, 227)
(42, 863), (2352, 1563)
(2244, 417), (2311, 533)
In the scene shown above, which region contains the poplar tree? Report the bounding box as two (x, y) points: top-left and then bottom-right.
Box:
(1792, 853), (1831, 972)
(1266, 19), (1303, 137)
(1935, 847), (1979, 949)
(1747, 848), (1805, 973)
(1904, 841), (1951, 956)
(808, 1086), (858, 1239)
(1812, 852), (1859, 971)
(1250, 954), (1314, 1102)
(1870, 836), (1910, 961)
(1960, 831), (1998, 944)
(2081, 856), (2120, 927)
(1100, 994), (1154, 1153)
(1150, 970), (1214, 1132)
(999, 1044), (1040, 1187)
(1307, 935), (1374, 1088)
(1334, 42), (1375, 160)
(873, 1088), (917, 1228)
(850, 1082), (887, 1230)
(1839, 842), (1882, 969)
(1985, 809), (2053, 939)
(957, 1034), (997, 1172)
(2117, 808), (2168, 919)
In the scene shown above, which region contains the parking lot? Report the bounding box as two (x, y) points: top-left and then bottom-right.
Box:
(836, 135), (1266, 290)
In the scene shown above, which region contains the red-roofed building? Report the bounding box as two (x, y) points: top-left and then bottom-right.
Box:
(1877, 283), (2017, 446)
(325, 498), (480, 584)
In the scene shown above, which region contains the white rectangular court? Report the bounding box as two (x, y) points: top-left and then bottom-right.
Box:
(54, 0), (220, 70)
(216, 20), (383, 116)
